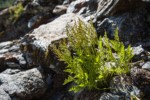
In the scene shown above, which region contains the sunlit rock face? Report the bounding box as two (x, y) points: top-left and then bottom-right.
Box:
(21, 13), (85, 72)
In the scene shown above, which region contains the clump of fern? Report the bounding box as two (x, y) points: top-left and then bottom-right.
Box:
(52, 19), (133, 92)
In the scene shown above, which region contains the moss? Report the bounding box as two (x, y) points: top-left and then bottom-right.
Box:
(9, 3), (24, 23)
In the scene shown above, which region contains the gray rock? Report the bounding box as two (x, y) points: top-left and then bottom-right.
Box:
(63, 0), (73, 5)
(21, 13), (85, 73)
(99, 93), (122, 100)
(131, 67), (150, 97)
(133, 45), (144, 56)
(66, 0), (97, 17)
(132, 45), (146, 62)
(2, 69), (21, 75)
(67, 0), (86, 13)
(110, 76), (141, 99)
(28, 15), (43, 29)
(0, 40), (27, 71)
(142, 61), (150, 70)
(0, 89), (11, 100)
(0, 68), (47, 99)
(95, 0), (150, 44)
(5, 62), (20, 69)
(0, 41), (13, 50)
(53, 5), (67, 15)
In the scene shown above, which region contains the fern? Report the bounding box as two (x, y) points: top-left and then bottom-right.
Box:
(52, 19), (134, 92)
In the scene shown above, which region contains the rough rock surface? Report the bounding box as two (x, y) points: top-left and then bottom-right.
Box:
(110, 76), (141, 99)
(95, 0), (150, 45)
(0, 40), (26, 72)
(131, 67), (150, 98)
(0, 89), (11, 100)
(0, 67), (47, 99)
(21, 13), (85, 73)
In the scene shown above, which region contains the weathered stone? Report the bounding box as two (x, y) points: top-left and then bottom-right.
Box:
(21, 13), (85, 73)
(131, 67), (150, 97)
(53, 5), (67, 15)
(110, 76), (141, 99)
(0, 89), (11, 100)
(96, 0), (150, 44)
(132, 45), (146, 62)
(67, 0), (88, 13)
(63, 0), (74, 5)
(142, 61), (150, 70)
(133, 45), (144, 56)
(99, 92), (122, 100)
(0, 68), (47, 99)
(0, 41), (27, 71)
(96, 0), (150, 19)
(74, 89), (101, 100)
(0, 41), (13, 50)
(66, 0), (97, 18)
(2, 69), (21, 75)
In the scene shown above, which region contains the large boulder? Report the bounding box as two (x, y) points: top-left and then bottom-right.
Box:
(21, 13), (85, 73)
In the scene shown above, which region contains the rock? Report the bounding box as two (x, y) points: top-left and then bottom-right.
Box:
(21, 13), (85, 73)
(133, 45), (144, 55)
(142, 61), (150, 70)
(0, 55), (5, 71)
(0, 41), (13, 50)
(96, 0), (150, 19)
(95, 0), (150, 44)
(67, 0), (88, 13)
(74, 89), (101, 100)
(53, 5), (67, 15)
(2, 69), (21, 75)
(131, 68), (150, 97)
(28, 14), (45, 29)
(99, 92), (122, 100)
(66, 0), (97, 17)
(132, 45), (146, 62)
(0, 68), (47, 99)
(110, 75), (141, 99)
(63, 0), (73, 5)
(0, 89), (11, 100)
(0, 41), (27, 71)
